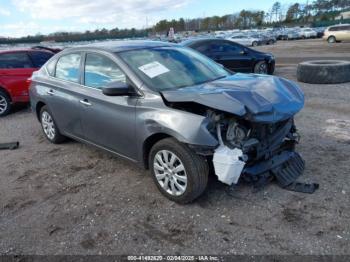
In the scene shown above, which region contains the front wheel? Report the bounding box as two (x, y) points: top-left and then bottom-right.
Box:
(254, 61), (269, 74)
(328, 36), (336, 43)
(252, 41), (258, 47)
(40, 106), (66, 144)
(0, 90), (11, 117)
(149, 138), (209, 204)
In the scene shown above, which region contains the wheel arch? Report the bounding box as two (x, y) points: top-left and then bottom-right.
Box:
(328, 35), (336, 41)
(0, 86), (12, 102)
(143, 133), (172, 169)
(35, 101), (46, 121)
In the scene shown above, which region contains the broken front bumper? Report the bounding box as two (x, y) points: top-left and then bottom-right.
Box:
(244, 150), (304, 183)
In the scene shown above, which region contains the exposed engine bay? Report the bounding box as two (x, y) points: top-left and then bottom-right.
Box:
(165, 100), (318, 193)
(161, 72), (319, 193)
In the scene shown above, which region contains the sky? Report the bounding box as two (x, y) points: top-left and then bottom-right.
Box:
(0, 0), (296, 38)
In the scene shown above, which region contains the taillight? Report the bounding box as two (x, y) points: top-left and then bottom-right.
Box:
(26, 77), (32, 88)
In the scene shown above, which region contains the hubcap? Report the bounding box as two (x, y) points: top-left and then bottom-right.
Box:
(41, 111), (56, 140)
(0, 95), (8, 114)
(153, 150), (187, 196)
(259, 63), (268, 74)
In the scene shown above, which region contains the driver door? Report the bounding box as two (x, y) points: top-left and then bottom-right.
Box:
(79, 52), (138, 159)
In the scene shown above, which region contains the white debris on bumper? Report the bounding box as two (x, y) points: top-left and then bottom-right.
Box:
(213, 145), (246, 185)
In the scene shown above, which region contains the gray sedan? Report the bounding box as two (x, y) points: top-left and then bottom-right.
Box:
(30, 41), (305, 203)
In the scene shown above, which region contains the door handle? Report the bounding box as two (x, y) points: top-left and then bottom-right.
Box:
(47, 89), (55, 95)
(79, 99), (92, 106)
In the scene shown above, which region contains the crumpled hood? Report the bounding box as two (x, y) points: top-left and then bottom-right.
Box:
(161, 73), (304, 123)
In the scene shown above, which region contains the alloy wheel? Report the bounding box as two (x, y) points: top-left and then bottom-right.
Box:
(259, 63), (268, 74)
(153, 150), (187, 196)
(0, 95), (8, 115)
(328, 37), (336, 43)
(41, 111), (56, 140)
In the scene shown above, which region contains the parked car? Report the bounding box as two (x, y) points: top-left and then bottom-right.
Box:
(249, 33), (276, 45)
(300, 28), (317, 39)
(30, 41), (305, 203)
(314, 27), (326, 38)
(323, 24), (350, 43)
(0, 48), (56, 116)
(287, 30), (301, 40)
(226, 34), (261, 46)
(182, 38), (275, 74)
(276, 29), (288, 40)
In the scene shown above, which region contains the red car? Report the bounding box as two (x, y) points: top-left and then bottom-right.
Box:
(0, 48), (56, 116)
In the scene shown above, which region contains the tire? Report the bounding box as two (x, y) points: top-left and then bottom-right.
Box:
(328, 36), (336, 43)
(252, 41), (258, 47)
(149, 138), (209, 204)
(254, 61), (269, 74)
(0, 90), (11, 117)
(297, 60), (350, 84)
(39, 106), (66, 144)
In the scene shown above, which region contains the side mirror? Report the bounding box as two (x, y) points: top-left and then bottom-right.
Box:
(102, 81), (131, 96)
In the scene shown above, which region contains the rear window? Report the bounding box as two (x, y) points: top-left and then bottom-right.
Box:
(0, 52), (33, 69)
(29, 51), (54, 68)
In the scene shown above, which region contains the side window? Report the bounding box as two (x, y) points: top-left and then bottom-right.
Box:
(0, 52), (33, 69)
(29, 51), (54, 68)
(55, 53), (81, 83)
(211, 42), (243, 54)
(84, 53), (126, 89)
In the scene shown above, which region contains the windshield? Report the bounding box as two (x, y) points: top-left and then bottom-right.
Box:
(118, 46), (230, 91)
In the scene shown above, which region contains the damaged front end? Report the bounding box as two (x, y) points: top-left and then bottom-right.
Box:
(161, 74), (319, 193)
(204, 110), (318, 193)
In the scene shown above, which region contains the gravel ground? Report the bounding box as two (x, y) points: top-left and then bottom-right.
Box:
(0, 39), (349, 255)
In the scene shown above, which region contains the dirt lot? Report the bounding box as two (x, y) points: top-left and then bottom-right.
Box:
(0, 39), (349, 255)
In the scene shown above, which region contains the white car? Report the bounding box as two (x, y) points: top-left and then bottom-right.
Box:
(226, 35), (261, 46)
(299, 28), (317, 39)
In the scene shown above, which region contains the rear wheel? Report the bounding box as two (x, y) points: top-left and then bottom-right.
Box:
(254, 61), (269, 74)
(40, 106), (66, 144)
(252, 41), (258, 47)
(149, 138), (208, 204)
(328, 36), (336, 43)
(0, 90), (11, 117)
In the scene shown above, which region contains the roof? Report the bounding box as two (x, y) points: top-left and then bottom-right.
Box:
(68, 40), (177, 53)
(0, 48), (54, 54)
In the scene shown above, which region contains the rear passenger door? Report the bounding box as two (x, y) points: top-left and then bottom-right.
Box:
(43, 52), (84, 137)
(79, 52), (137, 159)
(0, 52), (36, 101)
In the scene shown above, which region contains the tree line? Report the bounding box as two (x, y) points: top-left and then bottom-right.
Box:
(0, 0), (349, 44)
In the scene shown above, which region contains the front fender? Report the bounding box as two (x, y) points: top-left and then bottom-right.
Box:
(135, 95), (218, 163)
